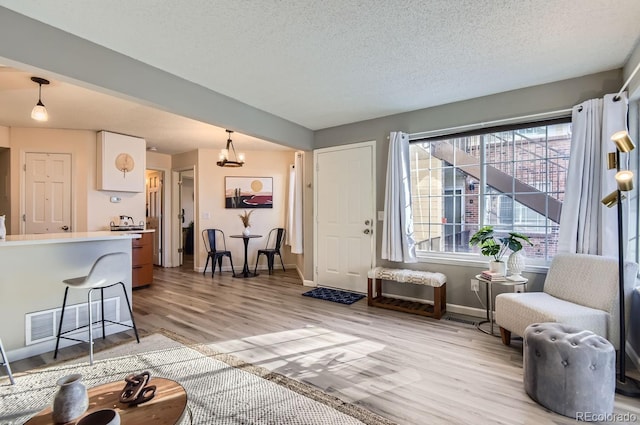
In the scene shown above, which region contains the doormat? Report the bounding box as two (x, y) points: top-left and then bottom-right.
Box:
(302, 287), (365, 305)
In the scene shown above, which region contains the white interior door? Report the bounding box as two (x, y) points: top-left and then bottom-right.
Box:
(25, 152), (71, 234)
(315, 141), (375, 293)
(146, 170), (163, 265)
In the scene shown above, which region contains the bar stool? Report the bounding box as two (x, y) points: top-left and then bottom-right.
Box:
(54, 252), (140, 365)
(0, 337), (15, 385)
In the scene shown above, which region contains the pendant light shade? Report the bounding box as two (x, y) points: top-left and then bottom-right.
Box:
(217, 130), (245, 167)
(30, 77), (50, 122)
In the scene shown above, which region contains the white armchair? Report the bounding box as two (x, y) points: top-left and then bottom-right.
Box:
(495, 253), (638, 349)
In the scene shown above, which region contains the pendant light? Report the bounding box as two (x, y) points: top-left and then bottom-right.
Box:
(30, 77), (50, 122)
(217, 130), (245, 167)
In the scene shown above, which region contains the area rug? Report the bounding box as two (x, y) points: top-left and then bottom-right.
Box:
(302, 287), (365, 305)
(0, 331), (395, 425)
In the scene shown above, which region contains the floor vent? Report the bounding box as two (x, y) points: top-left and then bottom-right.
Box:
(25, 297), (120, 345)
(444, 315), (479, 326)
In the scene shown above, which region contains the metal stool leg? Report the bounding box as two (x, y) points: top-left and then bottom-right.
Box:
(118, 282), (140, 343)
(0, 338), (15, 385)
(88, 289), (94, 365)
(101, 288), (106, 340)
(54, 287), (70, 360)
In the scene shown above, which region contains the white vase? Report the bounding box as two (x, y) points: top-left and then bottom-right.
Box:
(507, 251), (525, 278)
(242, 227), (250, 237)
(0, 215), (5, 239)
(489, 260), (506, 276)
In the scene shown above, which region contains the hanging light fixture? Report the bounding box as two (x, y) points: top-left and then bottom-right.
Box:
(30, 77), (50, 122)
(217, 130), (245, 167)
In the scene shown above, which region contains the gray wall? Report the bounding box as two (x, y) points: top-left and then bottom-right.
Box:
(314, 70), (622, 312)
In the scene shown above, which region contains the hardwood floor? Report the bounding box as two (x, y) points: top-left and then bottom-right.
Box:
(9, 266), (640, 425)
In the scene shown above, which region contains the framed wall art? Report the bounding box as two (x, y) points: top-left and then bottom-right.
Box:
(225, 177), (273, 209)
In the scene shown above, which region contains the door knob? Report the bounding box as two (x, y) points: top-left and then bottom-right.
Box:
(364, 219), (371, 225)
(363, 229), (371, 234)
(61, 225), (69, 231)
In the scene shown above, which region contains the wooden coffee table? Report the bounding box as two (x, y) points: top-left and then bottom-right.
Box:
(25, 377), (188, 425)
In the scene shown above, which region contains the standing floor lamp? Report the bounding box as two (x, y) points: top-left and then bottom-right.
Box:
(602, 130), (640, 397)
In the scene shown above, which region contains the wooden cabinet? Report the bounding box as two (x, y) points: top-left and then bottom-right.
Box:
(132, 232), (153, 288)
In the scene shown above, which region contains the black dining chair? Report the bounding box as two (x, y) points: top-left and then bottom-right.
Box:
(202, 229), (236, 277)
(254, 228), (286, 275)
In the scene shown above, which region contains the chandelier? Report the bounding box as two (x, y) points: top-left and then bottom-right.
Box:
(217, 130), (245, 167)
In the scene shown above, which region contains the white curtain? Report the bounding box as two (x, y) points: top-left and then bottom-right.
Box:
(286, 151), (304, 254)
(381, 131), (416, 262)
(558, 93), (629, 254)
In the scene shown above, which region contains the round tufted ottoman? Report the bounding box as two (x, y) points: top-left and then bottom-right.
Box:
(523, 323), (615, 420)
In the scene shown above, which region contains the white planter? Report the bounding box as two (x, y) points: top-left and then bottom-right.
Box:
(489, 260), (506, 276)
(507, 251), (525, 278)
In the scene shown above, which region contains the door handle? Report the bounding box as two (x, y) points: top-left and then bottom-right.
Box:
(364, 219), (371, 225)
(363, 229), (371, 234)
(61, 225), (69, 231)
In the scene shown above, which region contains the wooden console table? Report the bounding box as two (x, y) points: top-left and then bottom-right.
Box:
(25, 377), (188, 425)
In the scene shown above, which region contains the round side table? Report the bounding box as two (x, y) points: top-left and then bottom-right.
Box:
(475, 274), (528, 336)
(25, 377), (188, 425)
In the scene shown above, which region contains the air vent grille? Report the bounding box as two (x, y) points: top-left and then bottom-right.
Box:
(26, 297), (120, 345)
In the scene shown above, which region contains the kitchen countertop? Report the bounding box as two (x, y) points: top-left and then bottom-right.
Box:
(0, 231), (144, 246)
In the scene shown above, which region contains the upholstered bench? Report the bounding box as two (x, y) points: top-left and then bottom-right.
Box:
(367, 267), (447, 319)
(523, 323), (615, 420)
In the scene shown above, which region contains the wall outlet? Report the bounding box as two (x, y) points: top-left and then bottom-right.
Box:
(470, 279), (479, 292)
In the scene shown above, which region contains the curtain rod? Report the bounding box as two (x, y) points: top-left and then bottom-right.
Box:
(407, 108), (572, 140)
(615, 60), (640, 101)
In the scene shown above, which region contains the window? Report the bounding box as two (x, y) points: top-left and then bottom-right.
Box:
(409, 119), (571, 264)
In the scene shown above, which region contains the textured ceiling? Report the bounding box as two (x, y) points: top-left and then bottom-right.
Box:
(0, 0), (639, 135)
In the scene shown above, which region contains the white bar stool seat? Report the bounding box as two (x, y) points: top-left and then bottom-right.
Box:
(0, 337), (15, 385)
(54, 252), (140, 365)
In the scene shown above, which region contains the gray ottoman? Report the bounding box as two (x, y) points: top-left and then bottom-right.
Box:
(523, 323), (615, 420)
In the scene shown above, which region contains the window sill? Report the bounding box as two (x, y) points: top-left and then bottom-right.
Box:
(414, 253), (550, 274)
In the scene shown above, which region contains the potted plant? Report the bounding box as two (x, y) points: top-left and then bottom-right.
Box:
(469, 226), (532, 276)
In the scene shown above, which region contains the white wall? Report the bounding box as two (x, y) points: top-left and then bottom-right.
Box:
(8, 127), (145, 234)
(0, 125), (9, 147)
(195, 149), (295, 271)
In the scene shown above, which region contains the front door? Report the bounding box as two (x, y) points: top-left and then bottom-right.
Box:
(25, 152), (71, 234)
(315, 141), (375, 293)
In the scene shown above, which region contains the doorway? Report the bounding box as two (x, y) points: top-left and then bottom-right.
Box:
(314, 141), (376, 293)
(24, 152), (72, 234)
(178, 170), (195, 269)
(145, 169), (164, 266)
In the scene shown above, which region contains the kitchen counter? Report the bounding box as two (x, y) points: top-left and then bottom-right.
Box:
(0, 231), (141, 246)
(0, 231), (141, 360)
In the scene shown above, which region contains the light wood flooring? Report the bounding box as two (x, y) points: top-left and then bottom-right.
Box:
(10, 265), (640, 425)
